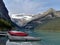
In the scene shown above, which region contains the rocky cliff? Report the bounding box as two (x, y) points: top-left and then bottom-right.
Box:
(10, 8), (60, 31)
(14, 8), (59, 31)
(0, 0), (11, 21)
(0, 0), (12, 30)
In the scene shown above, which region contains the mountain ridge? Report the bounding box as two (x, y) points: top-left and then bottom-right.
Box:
(34, 17), (60, 32)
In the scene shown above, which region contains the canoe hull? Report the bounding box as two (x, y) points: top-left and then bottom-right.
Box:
(8, 34), (41, 42)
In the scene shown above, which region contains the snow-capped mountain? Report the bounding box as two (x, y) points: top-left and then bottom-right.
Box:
(10, 8), (60, 30)
(10, 13), (43, 27)
(10, 14), (35, 26)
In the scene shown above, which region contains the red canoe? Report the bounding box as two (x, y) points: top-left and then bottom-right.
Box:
(8, 31), (28, 36)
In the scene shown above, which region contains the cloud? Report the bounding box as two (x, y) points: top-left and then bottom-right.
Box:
(12, 0), (42, 14)
(13, 0), (20, 2)
(3, 0), (43, 14)
(3, 0), (60, 14)
(21, 0), (40, 13)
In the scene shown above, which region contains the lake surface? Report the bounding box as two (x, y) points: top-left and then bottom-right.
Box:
(33, 30), (60, 45)
(1, 30), (60, 45)
(24, 30), (60, 45)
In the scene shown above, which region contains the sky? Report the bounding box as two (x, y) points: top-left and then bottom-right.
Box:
(3, 0), (60, 15)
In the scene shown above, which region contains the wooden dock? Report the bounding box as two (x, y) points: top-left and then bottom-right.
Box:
(0, 31), (7, 37)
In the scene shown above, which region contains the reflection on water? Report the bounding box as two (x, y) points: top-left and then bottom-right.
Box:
(6, 30), (60, 45)
(6, 40), (40, 45)
(20, 42), (32, 45)
(34, 30), (60, 45)
(6, 30), (41, 45)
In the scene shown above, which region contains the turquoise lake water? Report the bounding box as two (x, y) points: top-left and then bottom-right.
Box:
(1, 30), (60, 45)
(23, 30), (60, 45)
(33, 30), (60, 45)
